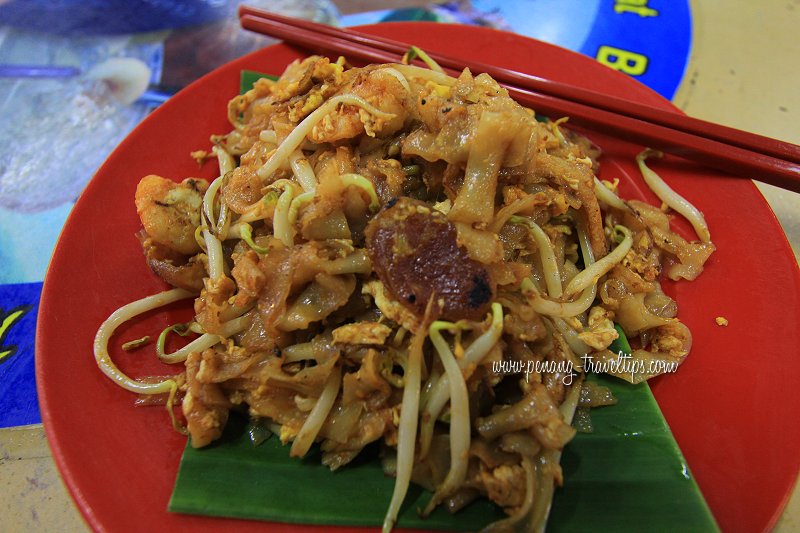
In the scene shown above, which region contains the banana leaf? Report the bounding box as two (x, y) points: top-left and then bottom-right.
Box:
(240, 70), (278, 89)
(169, 374), (717, 531)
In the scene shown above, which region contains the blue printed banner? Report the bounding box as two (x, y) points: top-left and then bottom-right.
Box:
(578, 0), (691, 99)
(0, 282), (42, 428)
(470, 0), (691, 100)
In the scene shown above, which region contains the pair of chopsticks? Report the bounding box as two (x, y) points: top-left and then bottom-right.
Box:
(238, 6), (800, 193)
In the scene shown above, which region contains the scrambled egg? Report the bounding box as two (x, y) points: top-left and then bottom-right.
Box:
(332, 322), (392, 345)
(578, 306), (619, 350)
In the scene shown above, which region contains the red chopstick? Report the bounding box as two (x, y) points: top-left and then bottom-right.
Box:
(238, 7), (800, 193)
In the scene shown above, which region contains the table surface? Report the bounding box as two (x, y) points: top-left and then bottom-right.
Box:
(1, 0), (798, 531)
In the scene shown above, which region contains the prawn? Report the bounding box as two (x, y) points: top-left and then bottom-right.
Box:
(309, 68), (408, 144)
(135, 174), (208, 255)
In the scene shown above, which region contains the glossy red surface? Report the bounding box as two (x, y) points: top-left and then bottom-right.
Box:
(36, 22), (800, 533)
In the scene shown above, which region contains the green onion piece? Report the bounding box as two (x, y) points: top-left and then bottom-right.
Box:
(402, 164), (420, 176)
(240, 224), (270, 254)
(403, 47), (418, 63)
(403, 46), (444, 73)
(608, 323), (632, 356)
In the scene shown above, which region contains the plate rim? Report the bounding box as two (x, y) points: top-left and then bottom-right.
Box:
(36, 20), (800, 533)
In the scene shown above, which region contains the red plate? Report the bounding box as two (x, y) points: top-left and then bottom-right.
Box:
(37, 22), (800, 533)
